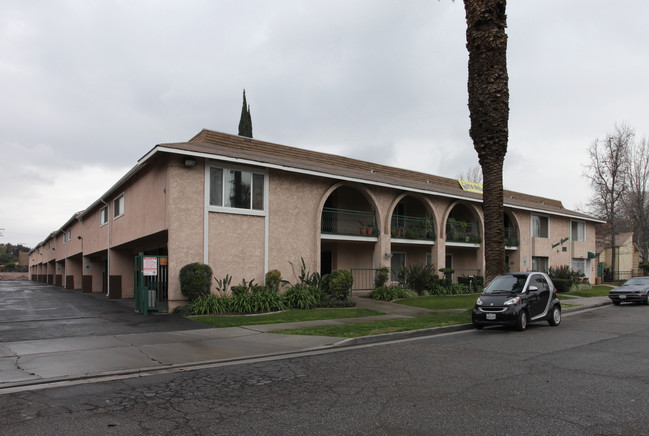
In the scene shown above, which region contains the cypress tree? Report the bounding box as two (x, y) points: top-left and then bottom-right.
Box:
(238, 89), (253, 138)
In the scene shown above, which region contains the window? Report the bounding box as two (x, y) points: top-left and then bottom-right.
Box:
(532, 256), (549, 272)
(571, 258), (590, 275)
(113, 194), (125, 219)
(531, 215), (549, 238)
(572, 221), (585, 242)
(209, 165), (265, 212)
(390, 253), (406, 282)
(100, 206), (109, 226)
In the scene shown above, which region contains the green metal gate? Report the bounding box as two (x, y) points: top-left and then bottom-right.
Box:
(135, 253), (168, 315)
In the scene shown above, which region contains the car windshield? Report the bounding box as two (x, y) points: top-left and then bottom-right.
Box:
(483, 274), (528, 294)
(622, 277), (649, 286)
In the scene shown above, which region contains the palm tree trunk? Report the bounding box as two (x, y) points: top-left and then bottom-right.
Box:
(464, 0), (509, 283)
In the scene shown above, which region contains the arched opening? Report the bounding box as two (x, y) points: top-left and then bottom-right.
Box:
(389, 195), (437, 280)
(444, 203), (482, 281)
(320, 185), (379, 281)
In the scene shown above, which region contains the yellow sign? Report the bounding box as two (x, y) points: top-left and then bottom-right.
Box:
(458, 180), (483, 194)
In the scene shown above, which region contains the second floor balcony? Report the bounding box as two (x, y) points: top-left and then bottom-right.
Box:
(505, 227), (519, 247)
(321, 207), (377, 237)
(390, 215), (436, 241)
(446, 219), (481, 244)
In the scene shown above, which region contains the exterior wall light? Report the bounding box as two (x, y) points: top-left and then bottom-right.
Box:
(184, 158), (197, 167)
(385, 252), (393, 258)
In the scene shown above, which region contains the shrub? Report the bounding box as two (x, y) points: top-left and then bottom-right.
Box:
(191, 294), (231, 315)
(552, 278), (573, 292)
(327, 269), (354, 301)
(447, 283), (472, 295)
(369, 286), (413, 301)
(640, 263), (649, 275)
(398, 264), (437, 295)
(265, 269), (283, 293)
(457, 275), (484, 293)
(374, 266), (391, 288)
(179, 263), (213, 302)
(229, 290), (286, 314)
(231, 285), (248, 297)
(290, 257), (321, 287)
(172, 305), (195, 316)
(214, 274), (232, 297)
(283, 284), (319, 309)
(548, 265), (583, 285)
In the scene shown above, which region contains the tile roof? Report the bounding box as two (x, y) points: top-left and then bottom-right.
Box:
(155, 129), (599, 221)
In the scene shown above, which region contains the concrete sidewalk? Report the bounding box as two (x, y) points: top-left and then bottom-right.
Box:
(0, 292), (611, 392)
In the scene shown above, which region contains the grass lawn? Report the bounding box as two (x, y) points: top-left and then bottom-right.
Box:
(189, 308), (383, 328)
(273, 310), (472, 338)
(562, 285), (613, 298)
(395, 294), (479, 310)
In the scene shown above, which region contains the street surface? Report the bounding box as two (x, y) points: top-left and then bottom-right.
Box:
(2, 303), (649, 435)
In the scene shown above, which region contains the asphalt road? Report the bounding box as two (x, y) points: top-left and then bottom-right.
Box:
(0, 281), (208, 342)
(2, 302), (648, 435)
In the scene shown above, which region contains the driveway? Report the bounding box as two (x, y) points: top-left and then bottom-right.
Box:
(0, 281), (209, 343)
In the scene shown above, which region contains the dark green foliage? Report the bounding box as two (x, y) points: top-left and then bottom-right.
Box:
(552, 278), (573, 292)
(327, 269), (354, 301)
(446, 283), (472, 295)
(290, 257), (321, 287)
(230, 290), (286, 314)
(191, 295), (231, 315)
(172, 305), (195, 316)
(548, 265), (583, 290)
(397, 264), (437, 295)
(238, 89), (253, 138)
(457, 275), (484, 293)
(231, 285), (248, 297)
(265, 269), (286, 293)
(640, 263), (649, 275)
(283, 284), (319, 309)
(179, 263), (213, 302)
(369, 286), (413, 301)
(374, 266), (390, 288)
(214, 274), (232, 297)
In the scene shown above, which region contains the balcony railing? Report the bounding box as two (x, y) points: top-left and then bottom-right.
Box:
(446, 219), (481, 244)
(321, 207), (377, 237)
(505, 227), (519, 246)
(390, 214), (436, 241)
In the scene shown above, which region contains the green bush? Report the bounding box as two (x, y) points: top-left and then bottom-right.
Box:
(231, 285), (248, 297)
(397, 264), (437, 295)
(369, 286), (413, 301)
(179, 263), (213, 302)
(552, 278), (573, 292)
(191, 294), (231, 315)
(447, 283), (472, 295)
(457, 275), (484, 293)
(230, 290), (286, 313)
(327, 269), (354, 301)
(172, 305), (195, 316)
(265, 269), (283, 293)
(374, 266), (391, 288)
(283, 284), (319, 309)
(548, 265), (583, 285)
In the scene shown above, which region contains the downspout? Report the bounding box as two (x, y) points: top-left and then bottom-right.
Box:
(101, 198), (111, 298)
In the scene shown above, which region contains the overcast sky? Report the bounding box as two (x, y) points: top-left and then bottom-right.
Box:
(2, 1), (648, 248)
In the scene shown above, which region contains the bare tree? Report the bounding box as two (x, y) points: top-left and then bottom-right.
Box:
(585, 124), (633, 279)
(457, 165), (483, 184)
(624, 136), (649, 264)
(464, 0), (509, 283)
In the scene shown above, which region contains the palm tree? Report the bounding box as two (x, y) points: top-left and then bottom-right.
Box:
(464, 0), (509, 283)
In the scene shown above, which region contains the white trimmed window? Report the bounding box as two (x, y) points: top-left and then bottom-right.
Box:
(100, 206), (109, 226)
(113, 194), (125, 219)
(571, 221), (585, 242)
(209, 165), (266, 212)
(531, 214), (549, 238)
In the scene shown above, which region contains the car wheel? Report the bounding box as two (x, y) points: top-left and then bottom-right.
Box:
(644, 295), (649, 305)
(613, 300), (621, 305)
(516, 310), (528, 331)
(548, 305), (561, 326)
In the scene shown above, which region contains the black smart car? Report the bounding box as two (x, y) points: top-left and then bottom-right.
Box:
(472, 272), (561, 331)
